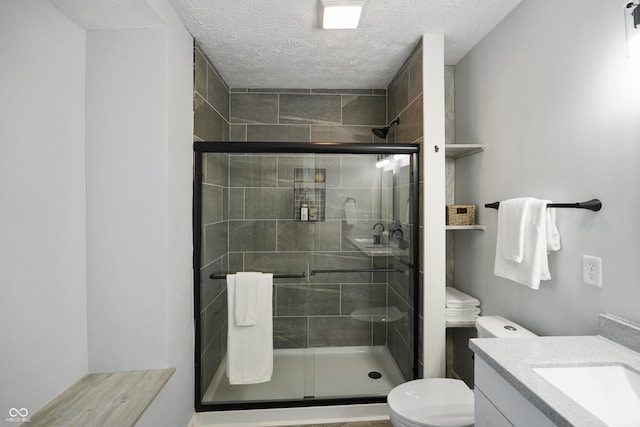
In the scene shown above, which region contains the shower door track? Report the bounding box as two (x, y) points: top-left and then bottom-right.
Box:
(193, 141), (421, 412)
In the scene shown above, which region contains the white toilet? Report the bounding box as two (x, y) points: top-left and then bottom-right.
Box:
(387, 315), (536, 427)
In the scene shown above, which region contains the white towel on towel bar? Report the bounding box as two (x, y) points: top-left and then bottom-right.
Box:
(494, 199), (561, 289)
(499, 197), (534, 263)
(226, 273), (273, 384)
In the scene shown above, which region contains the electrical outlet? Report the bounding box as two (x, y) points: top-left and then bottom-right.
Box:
(583, 255), (603, 288)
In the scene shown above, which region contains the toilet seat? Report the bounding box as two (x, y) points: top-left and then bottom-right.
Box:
(387, 378), (474, 427)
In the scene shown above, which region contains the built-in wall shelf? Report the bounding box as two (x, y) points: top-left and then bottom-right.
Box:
(446, 224), (486, 231)
(445, 144), (485, 159)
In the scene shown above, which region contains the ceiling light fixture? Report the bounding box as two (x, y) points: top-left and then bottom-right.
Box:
(320, 0), (364, 30)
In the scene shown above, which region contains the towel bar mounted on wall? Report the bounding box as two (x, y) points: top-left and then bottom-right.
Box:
(484, 198), (602, 212)
(310, 268), (402, 275)
(209, 272), (307, 280)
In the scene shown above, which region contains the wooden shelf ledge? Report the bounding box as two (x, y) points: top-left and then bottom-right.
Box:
(28, 368), (175, 427)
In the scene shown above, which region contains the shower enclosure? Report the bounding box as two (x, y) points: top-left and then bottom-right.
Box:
(194, 142), (419, 411)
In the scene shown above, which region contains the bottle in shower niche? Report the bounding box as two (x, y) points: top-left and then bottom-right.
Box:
(300, 204), (309, 221)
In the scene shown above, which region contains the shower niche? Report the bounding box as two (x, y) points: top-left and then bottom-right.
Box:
(193, 142), (420, 411)
(293, 168), (326, 222)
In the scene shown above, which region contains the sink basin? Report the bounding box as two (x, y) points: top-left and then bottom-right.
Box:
(533, 364), (640, 426)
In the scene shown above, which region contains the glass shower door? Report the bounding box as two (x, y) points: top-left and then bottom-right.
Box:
(194, 143), (419, 410)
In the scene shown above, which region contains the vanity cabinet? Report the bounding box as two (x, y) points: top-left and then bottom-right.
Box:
(474, 357), (556, 427)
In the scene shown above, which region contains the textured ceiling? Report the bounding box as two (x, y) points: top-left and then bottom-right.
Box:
(169, 0), (522, 89)
(50, 0), (163, 29)
(50, 0), (523, 89)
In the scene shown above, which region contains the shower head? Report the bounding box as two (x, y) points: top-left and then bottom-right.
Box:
(372, 127), (389, 139)
(372, 118), (400, 139)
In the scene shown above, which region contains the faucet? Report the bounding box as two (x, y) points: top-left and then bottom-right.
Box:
(372, 222), (385, 244)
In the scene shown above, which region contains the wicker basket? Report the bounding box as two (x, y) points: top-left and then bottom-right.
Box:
(446, 205), (476, 226)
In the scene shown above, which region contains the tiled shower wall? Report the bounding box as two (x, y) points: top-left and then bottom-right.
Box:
(194, 44), (230, 394)
(195, 44), (229, 142)
(386, 39), (423, 377)
(228, 88), (387, 143)
(194, 39), (429, 393)
(194, 41), (412, 394)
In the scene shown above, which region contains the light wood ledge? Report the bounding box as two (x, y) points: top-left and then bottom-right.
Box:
(26, 368), (175, 427)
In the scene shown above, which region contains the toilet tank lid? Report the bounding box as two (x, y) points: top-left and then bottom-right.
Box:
(475, 315), (537, 338)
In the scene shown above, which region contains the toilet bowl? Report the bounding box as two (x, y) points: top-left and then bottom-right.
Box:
(387, 315), (536, 427)
(387, 378), (474, 427)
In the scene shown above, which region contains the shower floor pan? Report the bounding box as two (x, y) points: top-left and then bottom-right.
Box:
(203, 345), (405, 403)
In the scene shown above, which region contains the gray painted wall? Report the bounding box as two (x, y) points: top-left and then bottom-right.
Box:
(454, 0), (640, 336)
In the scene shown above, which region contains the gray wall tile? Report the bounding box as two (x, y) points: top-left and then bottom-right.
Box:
(310, 125), (376, 143)
(309, 317), (372, 347)
(228, 220), (276, 252)
(409, 53), (423, 106)
(341, 283), (387, 315)
(325, 188), (375, 221)
(276, 284), (340, 316)
(229, 155), (278, 187)
(274, 317), (308, 348)
(200, 257), (227, 309)
(229, 124), (247, 141)
(246, 125), (310, 142)
(279, 94), (342, 125)
(207, 63), (230, 121)
(195, 94), (227, 141)
(243, 252), (308, 279)
(195, 47), (207, 97)
(341, 155), (381, 188)
(204, 152), (229, 186)
(277, 156), (341, 187)
(228, 188), (244, 219)
(341, 95), (386, 125)
(277, 220), (341, 252)
(202, 184), (224, 224)
(309, 252), (373, 284)
(204, 221), (228, 265)
(231, 92), (278, 124)
(395, 94), (423, 144)
(245, 188), (292, 219)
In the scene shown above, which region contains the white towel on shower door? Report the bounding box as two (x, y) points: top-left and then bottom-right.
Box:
(226, 273), (273, 384)
(234, 272), (262, 326)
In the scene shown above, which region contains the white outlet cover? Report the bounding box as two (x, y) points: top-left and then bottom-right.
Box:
(583, 255), (603, 288)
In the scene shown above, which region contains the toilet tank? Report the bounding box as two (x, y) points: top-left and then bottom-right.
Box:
(475, 315), (537, 338)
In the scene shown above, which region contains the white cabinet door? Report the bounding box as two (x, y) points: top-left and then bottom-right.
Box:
(474, 357), (556, 427)
(475, 388), (513, 427)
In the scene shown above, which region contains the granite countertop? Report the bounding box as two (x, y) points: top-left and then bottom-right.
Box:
(470, 334), (640, 426)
